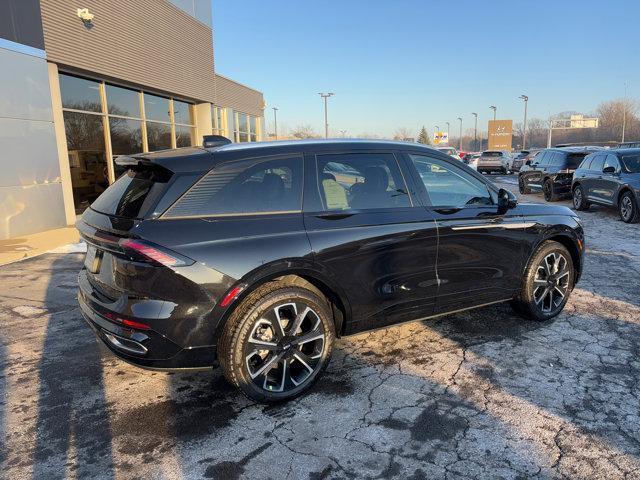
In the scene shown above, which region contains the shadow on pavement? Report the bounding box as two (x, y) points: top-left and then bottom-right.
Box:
(31, 255), (115, 479)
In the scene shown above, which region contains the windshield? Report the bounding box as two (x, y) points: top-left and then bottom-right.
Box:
(621, 154), (640, 173)
(91, 168), (172, 219)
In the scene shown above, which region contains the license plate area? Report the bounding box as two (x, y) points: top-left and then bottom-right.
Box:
(84, 244), (103, 274)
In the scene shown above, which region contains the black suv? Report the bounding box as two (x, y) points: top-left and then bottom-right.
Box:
(77, 139), (584, 402)
(518, 147), (603, 201)
(572, 148), (640, 223)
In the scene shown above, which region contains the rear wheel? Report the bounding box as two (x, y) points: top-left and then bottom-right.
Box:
(572, 185), (590, 211)
(619, 191), (640, 223)
(218, 281), (335, 403)
(511, 241), (574, 321)
(543, 179), (559, 202)
(519, 177), (531, 194)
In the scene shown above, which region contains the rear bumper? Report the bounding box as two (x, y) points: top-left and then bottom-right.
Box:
(478, 165), (506, 173)
(78, 270), (216, 370)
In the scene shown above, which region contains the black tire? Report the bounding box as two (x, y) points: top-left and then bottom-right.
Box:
(619, 191), (640, 223)
(543, 179), (559, 202)
(572, 185), (590, 211)
(511, 241), (574, 321)
(218, 280), (335, 403)
(519, 177), (531, 194)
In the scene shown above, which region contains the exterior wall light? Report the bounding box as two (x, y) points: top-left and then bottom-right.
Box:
(77, 8), (95, 26)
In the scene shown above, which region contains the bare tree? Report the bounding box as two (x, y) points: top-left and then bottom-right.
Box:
(393, 127), (413, 142)
(290, 125), (320, 139)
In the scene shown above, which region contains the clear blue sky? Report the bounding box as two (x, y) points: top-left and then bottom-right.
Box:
(212, 0), (636, 138)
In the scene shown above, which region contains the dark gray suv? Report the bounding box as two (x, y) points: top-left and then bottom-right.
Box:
(572, 148), (640, 223)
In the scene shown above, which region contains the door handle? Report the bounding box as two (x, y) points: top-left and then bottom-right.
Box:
(314, 212), (354, 220)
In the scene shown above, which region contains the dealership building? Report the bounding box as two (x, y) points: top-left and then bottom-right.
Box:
(0, 0), (265, 241)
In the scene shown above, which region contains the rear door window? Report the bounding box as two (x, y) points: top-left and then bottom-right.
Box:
(91, 168), (172, 219)
(164, 155), (303, 217)
(316, 153), (410, 211)
(590, 155), (605, 172)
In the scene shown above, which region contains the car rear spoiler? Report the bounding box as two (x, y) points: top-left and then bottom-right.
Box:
(114, 155), (173, 175)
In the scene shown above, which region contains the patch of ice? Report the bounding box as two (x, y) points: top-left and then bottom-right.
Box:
(12, 305), (46, 317)
(48, 241), (87, 254)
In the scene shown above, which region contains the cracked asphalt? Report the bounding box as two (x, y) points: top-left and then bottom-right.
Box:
(1, 175), (639, 479)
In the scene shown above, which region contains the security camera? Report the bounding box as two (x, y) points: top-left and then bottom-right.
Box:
(77, 8), (94, 23)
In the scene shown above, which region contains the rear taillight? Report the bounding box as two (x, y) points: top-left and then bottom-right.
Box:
(119, 238), (194, 267)
(102, 311), (150, 330)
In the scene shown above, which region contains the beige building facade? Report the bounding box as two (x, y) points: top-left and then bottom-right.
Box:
(0, 0), (265, 239)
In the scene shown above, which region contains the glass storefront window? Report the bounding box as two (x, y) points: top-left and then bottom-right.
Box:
(175, 125), (193, 147)
(173, 100), (192, 125)
(147, 122), (172, 151)
(250, 116), (257, 142)
(237, 113), (248, 133)
(63, 111), (108, 213)
(59, 74), (102, 112)
(109, 118), (143, 155)
(105, 84), (140, 117)
(212, 106), (224, 135)
(144, 94), (171, 122)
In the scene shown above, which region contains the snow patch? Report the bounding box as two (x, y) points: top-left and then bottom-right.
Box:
(12, 305), (46, 317)
(48, 242), (87, 254)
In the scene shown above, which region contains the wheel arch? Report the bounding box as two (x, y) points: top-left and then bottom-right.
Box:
(215, 260), (352, 342)
(616, 186), (634, 207)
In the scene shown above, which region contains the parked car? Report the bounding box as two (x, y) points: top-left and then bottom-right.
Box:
(465, 152), (481, 170)
(617, 141), (640, 149)
(518, 147), (603, 201)
(477, 150), (512, 174)
(435, 146), (461, 160)
(77, 138), (584, 402)
(572, 148), (640, 223)
(510, 150), (531, 172)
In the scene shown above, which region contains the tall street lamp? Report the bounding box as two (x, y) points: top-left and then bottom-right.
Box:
(272, 107), (279, 140)
(471, 113), (478, 151)
(435, 125), (439, 143)
(519, 95), (528, 150)
(457, 117), (463, 150)
(318, 92), (334, 138)
(489, 105), (497, 121)
(445, 122), (450, 142)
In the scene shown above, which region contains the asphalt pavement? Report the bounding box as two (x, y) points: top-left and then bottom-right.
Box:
(1, 174), (639, 479)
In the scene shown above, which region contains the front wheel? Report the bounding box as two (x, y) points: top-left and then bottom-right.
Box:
(218, 281), (335, 403)
(511, 241), (574, 321)
(519, 177), (531, 194)
(619, 191), (640, 223)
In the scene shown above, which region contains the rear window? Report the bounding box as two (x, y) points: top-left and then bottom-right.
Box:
(164, 155), (303, 218)
(482, 151), (502, 157)
(621, 154), (640, 173)
(566, 153), (588, 168)
(91, 168), (172, 219)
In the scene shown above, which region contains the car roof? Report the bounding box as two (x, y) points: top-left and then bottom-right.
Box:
(127, 139), (447, 173)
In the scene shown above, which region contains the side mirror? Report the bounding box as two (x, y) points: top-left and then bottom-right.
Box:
(498, 188), (517, 213)
(602, 166), (616, 174)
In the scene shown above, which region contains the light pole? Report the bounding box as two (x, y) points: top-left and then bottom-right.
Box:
(445, 122), (450, 143)
(471, 113), (478, 151)
(272, 107), (279, 140)
(489, 105), (497, 121)
(622, 82), (627, 143)
(318, 92), (334, 138)
(435, 125), (439, 143)
(457, 117), (463, 150)
(519, 95), (528, 150)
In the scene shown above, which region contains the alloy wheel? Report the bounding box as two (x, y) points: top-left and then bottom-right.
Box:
(573, 188), (582, 209)
(244, 302), (325, 393)
(620, 195), (633, 221)
(532, 252), (570, 314)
